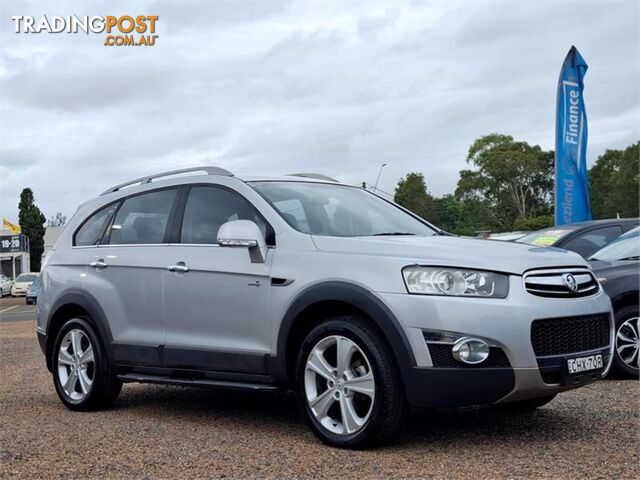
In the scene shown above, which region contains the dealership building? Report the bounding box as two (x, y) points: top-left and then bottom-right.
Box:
(0, 229), (30, 279)
(0, 226), (64, 279)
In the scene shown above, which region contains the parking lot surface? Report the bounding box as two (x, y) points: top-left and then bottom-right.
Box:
(0, 297), (35, 323)
(0, 318), (638, 479)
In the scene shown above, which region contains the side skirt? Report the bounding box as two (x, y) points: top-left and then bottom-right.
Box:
(117, 373), (280, 392)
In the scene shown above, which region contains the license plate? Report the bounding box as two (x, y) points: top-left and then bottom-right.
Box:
(566, 354), (603, 375)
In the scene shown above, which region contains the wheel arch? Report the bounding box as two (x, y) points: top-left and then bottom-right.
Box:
(610, 290), (639, 315)
(45, 290), (113, 371)
(274, 281), (416, 386)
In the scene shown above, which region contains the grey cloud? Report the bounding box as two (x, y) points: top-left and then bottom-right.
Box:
(150, 0), (289, 30)
(0, 0), (639, 220)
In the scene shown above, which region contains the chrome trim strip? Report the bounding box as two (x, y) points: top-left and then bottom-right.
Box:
(523, 268), (599, 299)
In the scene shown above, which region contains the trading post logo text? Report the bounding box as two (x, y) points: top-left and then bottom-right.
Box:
(11, 15), (159, 47)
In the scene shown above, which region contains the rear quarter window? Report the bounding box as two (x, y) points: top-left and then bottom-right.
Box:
(74, 203), (119, 246)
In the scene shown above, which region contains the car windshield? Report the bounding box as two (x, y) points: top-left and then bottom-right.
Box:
(589, 227), (640, 262)
(251, 182), (437, 237)
(16, 274), (37, 282)
(517, 227), (577, 246)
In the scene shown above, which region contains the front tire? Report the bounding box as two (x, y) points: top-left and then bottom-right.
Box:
(613, 305), (639, 378)
(52, 317), (122, 411)
(295, 316), (406, 448)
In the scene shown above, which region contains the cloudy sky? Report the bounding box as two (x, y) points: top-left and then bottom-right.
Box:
(1, 0), (638, 222)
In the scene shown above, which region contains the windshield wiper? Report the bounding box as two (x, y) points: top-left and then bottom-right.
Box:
(372, 232), (416, 236)
(619, 256), (640, 261)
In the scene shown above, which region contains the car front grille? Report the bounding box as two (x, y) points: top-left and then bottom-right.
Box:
(524, 268), (599, 298)
(427, 343), (511, 368)
(531, 313), (610, 357)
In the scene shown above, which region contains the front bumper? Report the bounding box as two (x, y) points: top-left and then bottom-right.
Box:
(379, 276), (614, 408)
(37, 330), (47, 356)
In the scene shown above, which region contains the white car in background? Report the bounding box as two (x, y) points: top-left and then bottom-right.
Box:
(0, 274), (12, 297)
(11, 273), (38, 297)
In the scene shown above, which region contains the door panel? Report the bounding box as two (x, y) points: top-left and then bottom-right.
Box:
(162, 184), (274, 371)
(76, 187), (180, 364)
(84, 245), (169, 349)
(163, 245), (272, 364)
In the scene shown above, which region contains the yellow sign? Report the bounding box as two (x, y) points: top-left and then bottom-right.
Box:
(3, 217), (21, 234)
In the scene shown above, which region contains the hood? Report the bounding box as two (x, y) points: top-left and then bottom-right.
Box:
(311, 234), (588, 275)
(589, 259), (639, 276)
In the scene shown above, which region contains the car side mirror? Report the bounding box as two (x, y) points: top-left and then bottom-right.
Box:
(217, 220), (267, 263)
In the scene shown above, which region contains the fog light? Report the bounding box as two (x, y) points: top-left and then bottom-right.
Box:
(452, 338), (490, 365)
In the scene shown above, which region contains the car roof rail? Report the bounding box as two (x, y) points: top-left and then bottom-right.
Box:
(100, 166), (234, 196)
(288, 173), (338, 182)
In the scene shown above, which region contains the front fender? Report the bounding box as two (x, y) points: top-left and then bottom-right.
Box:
(274, 281), (416, 386)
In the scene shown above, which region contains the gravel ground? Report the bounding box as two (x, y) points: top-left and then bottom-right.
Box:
(1, 320), (638, 479)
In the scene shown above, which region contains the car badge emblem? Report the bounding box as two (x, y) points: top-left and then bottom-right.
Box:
(562, 273), (578, 292)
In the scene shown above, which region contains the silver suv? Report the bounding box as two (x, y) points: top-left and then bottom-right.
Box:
(37, 167), (614, 447)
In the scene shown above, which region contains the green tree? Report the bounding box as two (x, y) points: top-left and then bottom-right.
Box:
(433, 194), (461, 232)
(456, 133), (554, 230)
(18, 188), (46, 272)
(513, 215), (553, 231)
(589, 141), (639, 218)
(394, 172), (439, 224)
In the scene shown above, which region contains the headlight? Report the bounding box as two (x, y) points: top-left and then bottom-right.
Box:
(402, 266), (508, 298)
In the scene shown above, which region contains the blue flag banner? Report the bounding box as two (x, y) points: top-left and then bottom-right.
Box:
(555, 46), (591, 225)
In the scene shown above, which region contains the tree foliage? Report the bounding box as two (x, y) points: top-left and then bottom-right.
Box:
(393, 136), (637, 236)
(393, 172), (439, 224)
(18, 188), (46, 272)
(456, 134), (554, 230)
(589, 142), (639, 219)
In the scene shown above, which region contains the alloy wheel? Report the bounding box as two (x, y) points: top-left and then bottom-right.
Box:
(616, 317), (639, 371)
(57, 328), (95, 401)
(304, 335), (375, 435)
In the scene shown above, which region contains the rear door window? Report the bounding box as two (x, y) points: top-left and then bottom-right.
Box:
(107, 189), (178, 245)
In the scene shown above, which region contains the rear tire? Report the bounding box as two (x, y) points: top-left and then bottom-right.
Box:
(612, 304), (639, 378)
(51, 317), (122, 411)
(295, 316), (406, 448)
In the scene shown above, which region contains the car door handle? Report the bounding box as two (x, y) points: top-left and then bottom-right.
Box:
(167, 263), (189, 273)
(89, 260), (108, 268)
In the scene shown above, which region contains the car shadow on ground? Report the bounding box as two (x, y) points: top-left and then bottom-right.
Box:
(102, 382), (610, 448)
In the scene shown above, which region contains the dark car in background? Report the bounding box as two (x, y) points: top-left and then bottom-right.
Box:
(518, 218), (639, 259)
(25, 276), (42, 305)
(589, 226), (639, 378)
